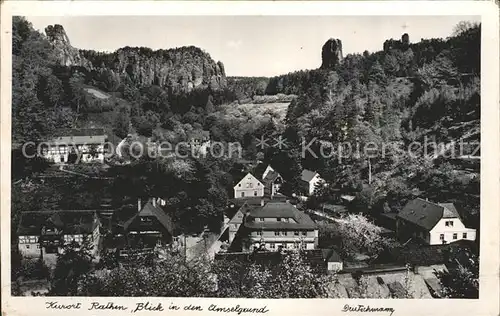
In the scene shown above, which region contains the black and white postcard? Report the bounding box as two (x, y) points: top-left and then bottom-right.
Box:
(1, 1), (499, 316)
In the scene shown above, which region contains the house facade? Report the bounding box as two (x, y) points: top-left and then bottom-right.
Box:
(242, 201), (318, 251)
(234, 173), (265, 198)
(301, 169), (324, 196)
(41, 128), (107, 163)
(261, 165), (283, 197)
(121, 198), (175, 254)
(396, 198), (476, 245)
(17, 210), (101, 259)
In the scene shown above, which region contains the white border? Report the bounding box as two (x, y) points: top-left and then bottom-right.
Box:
(1, 2), (499, 316)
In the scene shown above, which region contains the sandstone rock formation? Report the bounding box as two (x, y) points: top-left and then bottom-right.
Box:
(321, 38), (343, 69)
(383, 33), (411, 52)
(45, 24), (92, 69)
(87, 46), (227, 92)
(45, 24), (227, 92)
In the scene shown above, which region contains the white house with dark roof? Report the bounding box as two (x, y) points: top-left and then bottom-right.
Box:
(233, 172), (265, 199)
(243, 201), (318, 251)
(396, 198), (476, 245)
(41, 128), (107, 163)
(301, 169), (324, 195)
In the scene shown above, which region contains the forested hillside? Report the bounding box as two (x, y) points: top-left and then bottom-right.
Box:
(12, 17), (480, 227)
(279, 23), (480, 228)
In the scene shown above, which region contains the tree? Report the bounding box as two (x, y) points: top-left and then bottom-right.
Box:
(78, 254), (215, 296)
(205, 95), (215, 113)
(435, 248), (479, 298)
(50, 239), (94, 296)
(325, 214), (396, 259)
(113, 106), (131, 138)
(214, 251), (337, 298)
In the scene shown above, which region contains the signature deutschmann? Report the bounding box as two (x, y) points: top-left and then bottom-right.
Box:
(341, 304), (395, 316)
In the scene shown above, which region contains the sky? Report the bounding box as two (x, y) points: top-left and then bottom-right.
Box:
(26, 16), (480, 77)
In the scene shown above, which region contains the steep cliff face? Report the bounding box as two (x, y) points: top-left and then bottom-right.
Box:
(45, 24), (92, 69)
(96, 46), (227, 92)
(321, 38), (343, 69)
(45, 24), (227, 92)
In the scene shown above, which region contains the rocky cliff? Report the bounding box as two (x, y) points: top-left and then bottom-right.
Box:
(45, 24), (93, 69)
(383, 33), (411, 52)
(45, 24), (227, 92)
(321, 38), (343, 69)
(87, 46), (227, 92)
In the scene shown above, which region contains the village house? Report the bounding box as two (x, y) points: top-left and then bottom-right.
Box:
(41, 128), (107, 163)
(241, 201), (319, 251)
(301, 169), (324, 196)
(119, 198), (175, 255)
(187, 130), (211, 155)
(261, 165), (283, 197)
(233, 172), (265, 199)
(17, 210), (101, 260)
(396, 198), (477, 245)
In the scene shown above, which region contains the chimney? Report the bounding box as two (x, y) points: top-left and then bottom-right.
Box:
(152, 198), (156, 207)
(261, 199), (265, 206)
(138, 198), (142, 212)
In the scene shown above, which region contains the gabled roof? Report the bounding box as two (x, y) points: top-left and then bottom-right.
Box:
(123, 201), (174, 235)
(263, 169), (282, 183)
(397, 198), (461, 231)
(50, 128), (107, 145)
(244, 202), (317, 230)
(17, 210), (100, 236)
(234, 172), (264, 189)
(55, 128), (106, 137)
(187, 130), (210, 140)
(301, 169), (319, 183)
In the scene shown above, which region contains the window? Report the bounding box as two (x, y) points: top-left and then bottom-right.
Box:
(26, 245), (30, 249)
(294, 231), (300, 236)
(269, 243), (275, 249)
(238, 184), (241, 187)
(36, 245), (40, 249)
(463, 232), (467, 239)
(275, 231), (280, 236)
(440, 234), (445, 240)
(277, 218), (281, 222)
(257, 183), (260, 186)
(254, 191), (258, 196)
(241, 192), (245, 197)
(453, 233), (458, 240)
(281, 231), (287, 236)
(256, 231), (262, 236)
(302, 231), (307, 236)
(445, 221), (454, 227)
